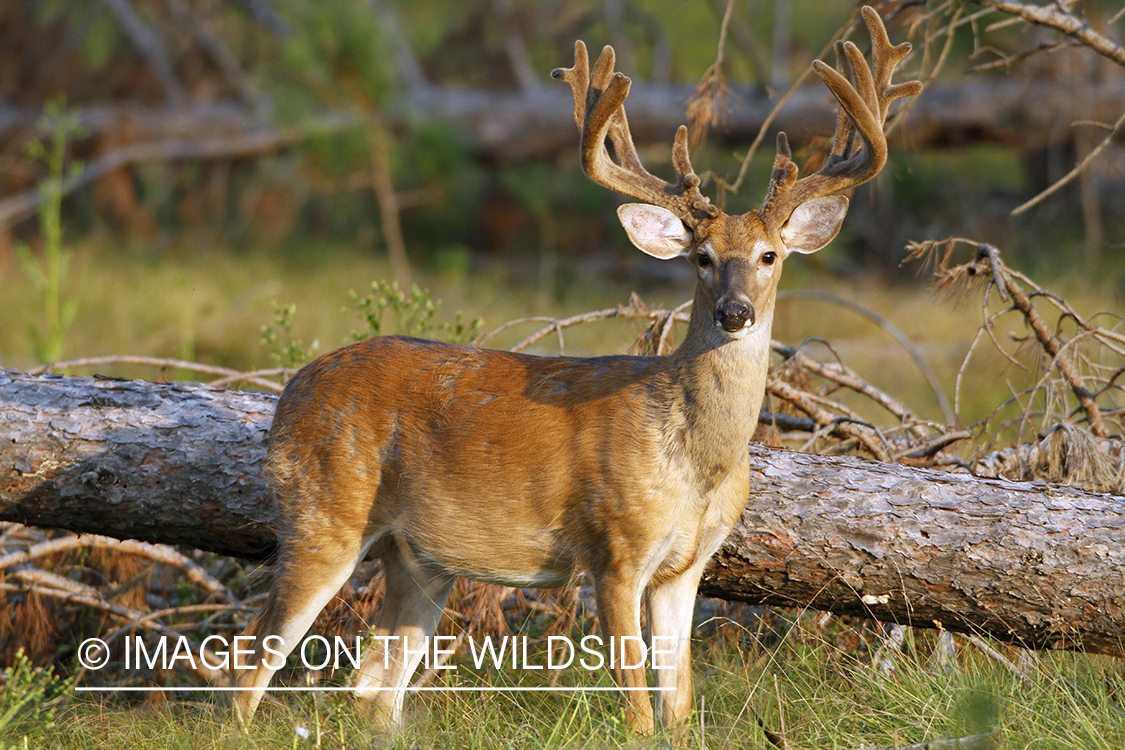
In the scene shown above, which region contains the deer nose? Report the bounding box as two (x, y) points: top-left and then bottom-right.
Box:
(714, 297), (755, 333)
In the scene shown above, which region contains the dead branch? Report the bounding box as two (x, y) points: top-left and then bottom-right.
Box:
(0, 129), (313, 231)
(773, 339), (922, 430)
(981, 244), (1107, 437)
(31, 356), (287, 391)
(484, 295), (682, 354)
(906, 238), (1125, 491)
(1, 560), (231, 684)
(976, 0), (1125, 66)
(965, 39), (1083, 74)
(2, 75), (1123, 222)
(1012, 109), (1125, 215)
(776, 290), (954, 423)
(685, 0), (735, 148)
(765, 378), (890, 460)
(908, 239), (1115, 439)
(0, 533), (229, 600)
(721, 6), (863, 195)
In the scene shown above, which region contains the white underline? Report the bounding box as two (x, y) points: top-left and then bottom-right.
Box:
(75, 686), (672, 693)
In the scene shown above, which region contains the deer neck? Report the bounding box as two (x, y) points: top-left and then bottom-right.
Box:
(664, 287), (773, 489)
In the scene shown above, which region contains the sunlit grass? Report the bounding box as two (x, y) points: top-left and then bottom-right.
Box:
(0, 236), (664, 375)
(18, 623), (1125, 749)
(696, 625), (1125, 749)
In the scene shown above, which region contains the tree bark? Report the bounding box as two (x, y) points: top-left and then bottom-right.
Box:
(2, 368), (1123, 657)
(0, 368), (278, 559)
(703, 447), (1125, 657)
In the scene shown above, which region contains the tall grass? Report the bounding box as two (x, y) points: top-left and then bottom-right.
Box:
(0, 237), (653, 374)
(15, 621), (1125, 748)
(14, 103), (85, 365)
(698, 624), (1125, 749)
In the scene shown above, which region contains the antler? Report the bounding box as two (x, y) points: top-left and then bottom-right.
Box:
(551, 41), (721, 231)
(760, 6), (922, 231)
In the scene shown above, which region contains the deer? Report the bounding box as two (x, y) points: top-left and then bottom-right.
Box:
(232, 6), (920, 735)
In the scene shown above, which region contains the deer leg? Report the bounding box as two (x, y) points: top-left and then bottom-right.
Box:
(233, 531), (374, 722)
(595, 575), (655, 735)
(647, 567), (704, 729)
(353, 547), (455, 729)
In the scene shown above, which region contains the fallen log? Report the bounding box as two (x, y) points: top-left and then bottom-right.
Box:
(3, 75), (1123, 213)
(0, 368), (277, 559)
(2, 367), (1123, 656)
(3, 77), (1121, 160)
(700, 450), (1125, 657)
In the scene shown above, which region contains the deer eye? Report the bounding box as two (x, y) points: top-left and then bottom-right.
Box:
(696, 252), (712, 268)
(761, 251), (777, 266)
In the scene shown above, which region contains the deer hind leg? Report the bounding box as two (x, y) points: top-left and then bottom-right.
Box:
(594, 573), (655, 735)
(353, 546), (455, 729)
(233, 530), (375, 723)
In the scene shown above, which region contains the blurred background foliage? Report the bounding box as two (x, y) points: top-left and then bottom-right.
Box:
(0, 0), (1123, 431)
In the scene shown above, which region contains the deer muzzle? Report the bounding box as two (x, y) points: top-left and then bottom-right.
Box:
(714, 296), (755, 333)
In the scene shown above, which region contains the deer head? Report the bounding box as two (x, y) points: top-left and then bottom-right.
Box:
(552, 6), (922, 342)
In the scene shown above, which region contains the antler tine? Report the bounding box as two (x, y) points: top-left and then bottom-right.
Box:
(760, 6), (922, 231)
(552, 41), (719, 230)
(552, 41), (590, 131)
(864, 5), (919, 123)
(825, 41), (860, 165)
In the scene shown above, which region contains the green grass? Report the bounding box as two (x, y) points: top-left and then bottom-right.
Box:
(0, 236), (666, 375)
(10, 626), (1125, 749)
(698, 629), (1125, 749)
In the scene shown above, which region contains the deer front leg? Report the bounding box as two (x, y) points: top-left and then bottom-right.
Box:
(594, 575), (654, 735)
(647, 567), (704, 729)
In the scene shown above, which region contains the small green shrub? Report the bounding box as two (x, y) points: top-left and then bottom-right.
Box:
(349, 279), (482, 344)
(262, 281), (483, 371)
(16, 101), (85, 364)
(0, 648), (72, 745)
(261, 303), (318, 370)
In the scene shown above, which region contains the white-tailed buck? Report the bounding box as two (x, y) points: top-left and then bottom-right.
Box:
(233, 6), (920, 734)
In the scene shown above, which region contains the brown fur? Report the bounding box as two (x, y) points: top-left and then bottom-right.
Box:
(232, 220), (797, 733)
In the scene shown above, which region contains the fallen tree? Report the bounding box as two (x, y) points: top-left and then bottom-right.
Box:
(2, 367), (1123, 657)
(5, 76), (1125, 231)
(3, 77), (1122, 166)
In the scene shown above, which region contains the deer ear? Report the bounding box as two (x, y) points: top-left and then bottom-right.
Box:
(617, 204), (693, 260)
(781, 196), (849, 254)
